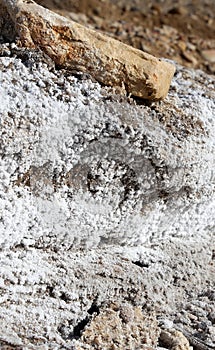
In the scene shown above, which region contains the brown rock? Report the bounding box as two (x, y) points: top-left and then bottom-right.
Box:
(177, 40), (187, 52)
(168, 6), (188, 16)
(201, 49), (215, 63)
(181, 51), (198, 65)
(74, 304), (160, 349)
(1, 0), (175, 100)
(159, 329), (191, 350)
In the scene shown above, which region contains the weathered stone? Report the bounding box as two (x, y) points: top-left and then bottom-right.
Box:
(1, 0), (175, 100)
(159, 329), (191, 350)
(201, 49), (215, 63)
(181, 51), (198, 65)
(74, 304), (160, 349)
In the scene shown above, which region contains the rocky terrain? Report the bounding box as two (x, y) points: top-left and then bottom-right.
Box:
(0, 1), (214, 349)
(36, 0), (215, 74)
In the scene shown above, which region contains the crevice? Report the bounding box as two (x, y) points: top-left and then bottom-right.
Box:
(132, 260), (149, 268)
(72, 316), (90, 339)
(69, 301), (100, 340)
(87, 302), (100, 315)
(131, 95), (154, 106)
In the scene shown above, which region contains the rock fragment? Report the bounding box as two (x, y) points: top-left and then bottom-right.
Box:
(181, 51), (198, 66)
(201, 49), (215, 63)
(159, 329), (191, 350)
(1, 0), (175, 100)
(74, 304), (160, 350)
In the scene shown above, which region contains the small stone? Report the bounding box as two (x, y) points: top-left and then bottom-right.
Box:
(181, 51), (198, 65)
(208, 312), (215, 323)
(140, 42), (152, 53)
(187, 313), (198, 321)
(159, 329), (191, 350)
(168, 6), (188, 16)
(151, 4), (162, 15)
(201, 49), (215, 63)
(177, 40), (187, 52)
(208, 326), (215, 336)
(186, 42), (196, 51)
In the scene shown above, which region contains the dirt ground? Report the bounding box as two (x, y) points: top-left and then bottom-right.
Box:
(36, 0), (215, 74)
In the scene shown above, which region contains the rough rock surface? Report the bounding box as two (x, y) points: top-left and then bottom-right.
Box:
(35, 0), (215, 75)
(0, 3), (215, 350)
(1, 0), (175, 100)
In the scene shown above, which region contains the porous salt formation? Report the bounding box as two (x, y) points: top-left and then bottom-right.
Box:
(0, 2), (215, 349)
(0, 49), (214, 251)
(0, 44), (214, 349)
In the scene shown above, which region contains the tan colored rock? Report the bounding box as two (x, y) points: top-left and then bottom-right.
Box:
(201, 49), (215, 63)
(159, 329), (191, 350)
(73, 303), (160, 350)
(1, 0), (175, 100)
(181, 51), (198, 66)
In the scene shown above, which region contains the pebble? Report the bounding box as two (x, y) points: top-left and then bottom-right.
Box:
(208, 326), (215, 336)
(181, 51), (198, 65)
(178, 40), (187, 52)
(187, 312), (198, 321)
(208, 312), (215, 323)
(186, 42), (196, 51)
(201, 49), (215, 63)
(168, 6), (188, 16)
(140, 42), (152, 53)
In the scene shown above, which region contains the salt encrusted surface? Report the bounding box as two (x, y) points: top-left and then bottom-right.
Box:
(0, 46), (215, 349)
(0, 239), (214, 349)
(0, 49), (214, 251)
